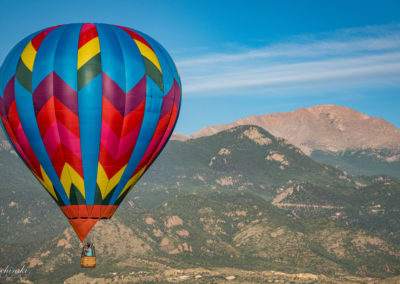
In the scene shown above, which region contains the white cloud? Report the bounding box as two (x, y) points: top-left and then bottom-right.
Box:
(176, 24), (400, 96)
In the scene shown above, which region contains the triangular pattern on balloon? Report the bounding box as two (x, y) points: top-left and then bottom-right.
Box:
(15, 26), (61, 93)
(116, 79), (181, 203)
(77, 23), (102, 91)
(33, 72), (86, 200)
(0, 76), (61, 204)
(119, 26), (163, 91)
(96, 73), (147, 201)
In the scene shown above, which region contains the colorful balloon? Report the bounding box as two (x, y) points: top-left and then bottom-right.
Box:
(0, 23), (181, 241)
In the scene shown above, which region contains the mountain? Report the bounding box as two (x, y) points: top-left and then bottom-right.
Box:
(172, 105), (400, 178)
(179, 105), (400, 153)
(0, 126), (42, 195)
(1, 125), (400, 282)
(11, 193), (400, 283)
(137, 126), (400, 240)
(0, 126), (13, 153)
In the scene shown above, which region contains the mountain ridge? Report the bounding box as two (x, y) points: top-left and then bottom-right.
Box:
(172, 105), (400, 155)
(1, 125), (400, 282)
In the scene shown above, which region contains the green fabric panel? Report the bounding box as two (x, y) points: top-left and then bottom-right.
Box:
(15, 60), (32, 92)
(69, 184), (86, 205)
(53, 185), (66, 206)
(77, 54), (102, 91)
(143, 56), (163, 91)
(102, 185), (117, 205)
(94, 184), (103, 205)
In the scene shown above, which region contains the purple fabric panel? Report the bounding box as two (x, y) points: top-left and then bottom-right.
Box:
(32, 72), (54, 116)
(53, 72), (78, 115)
(125, 76), (146, 115)
(3, 77), (16, 116)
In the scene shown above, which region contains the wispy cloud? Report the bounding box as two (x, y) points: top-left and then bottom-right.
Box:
(177, 24), (400, 96)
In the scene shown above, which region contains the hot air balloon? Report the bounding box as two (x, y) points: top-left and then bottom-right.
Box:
(0, 23), (181, 250)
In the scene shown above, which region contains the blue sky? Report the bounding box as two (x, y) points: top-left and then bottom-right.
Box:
(1, 0), (399, 134)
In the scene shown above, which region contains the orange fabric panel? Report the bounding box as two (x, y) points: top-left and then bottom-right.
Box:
(60, 205), (118, 219)
(69, 219), (98, 242)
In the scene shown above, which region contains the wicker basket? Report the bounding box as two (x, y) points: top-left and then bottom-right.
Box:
(81, 256), (96, 268)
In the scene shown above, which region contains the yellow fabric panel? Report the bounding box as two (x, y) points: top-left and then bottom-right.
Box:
(60, 164), (85, 199)
(20, 41), (36, 71)
(134, 40), (162, 72)
(118, 166), (146, 199)
(37, 166), (58, 200)
(67, 164), (85, 198)
(77, 37), (100, 69)
(97, 164), (127, 199)
(96, 163), (108, 199)
(60, 165), (72, 198)
(105, 165), (126, 197)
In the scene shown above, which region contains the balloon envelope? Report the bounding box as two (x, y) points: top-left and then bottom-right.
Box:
(0, 23), (181, 241)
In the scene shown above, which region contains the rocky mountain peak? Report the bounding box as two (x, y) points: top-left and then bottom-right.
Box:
(173, 105), (400, 155)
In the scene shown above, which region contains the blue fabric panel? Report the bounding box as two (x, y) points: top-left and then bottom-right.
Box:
(30, 24), (68, 195)
(0, 33), (39, 161)
(53, 24), (81, 92)
(14, 80), (70, 205)
(78, 74), (103, 205)
(138, 30), (182, 164)
(112, 26), (146, 92)
(0, 32), (39, 96)
(134, 30), (179, 91)
(32, 26), (67, 91)
(96, 24), (126, 92)
(109, 78), (163, 204)
(153, 39), (182, 88)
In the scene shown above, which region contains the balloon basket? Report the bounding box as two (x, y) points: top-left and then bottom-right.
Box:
(81, 256), (96, 268)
